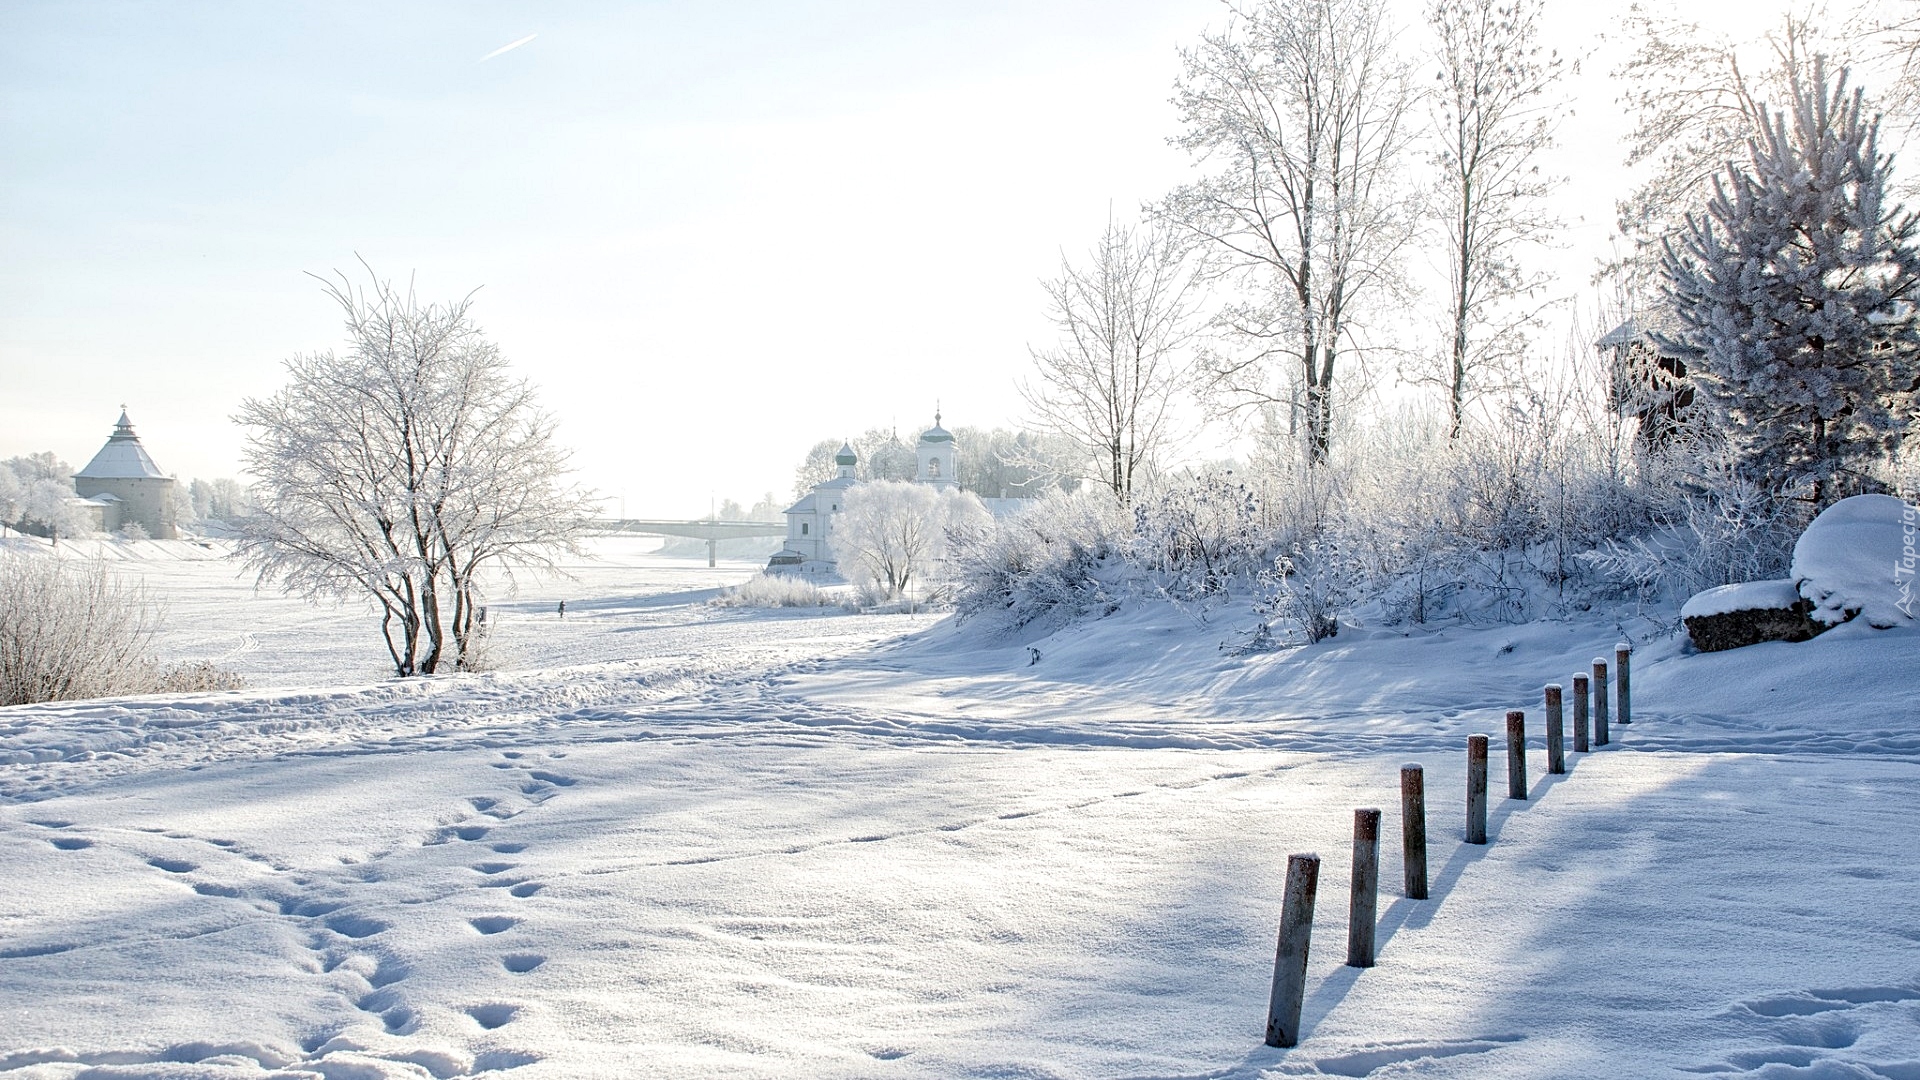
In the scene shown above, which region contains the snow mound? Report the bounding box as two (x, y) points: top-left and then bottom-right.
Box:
(1680, 579), (1802, 619)
(1790, 494), (1919, 628)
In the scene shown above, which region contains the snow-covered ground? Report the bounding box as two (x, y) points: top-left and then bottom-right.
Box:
(2, 539), (1917, 1079)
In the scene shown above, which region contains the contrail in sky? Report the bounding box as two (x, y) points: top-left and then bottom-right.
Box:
(480, 33), (537, 62)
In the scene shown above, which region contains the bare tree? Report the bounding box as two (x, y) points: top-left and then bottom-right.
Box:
(1022, 218), (1197, 505)
(1162, 0), (1419, 465)
(1612, 4), (1839, 292)
(1421, 0), (1564, 438)
(832, 481), (990, 602)
(237, 268), (598, 676)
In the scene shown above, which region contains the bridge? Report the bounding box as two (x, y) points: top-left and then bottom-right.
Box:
(592, 519), (787, 566)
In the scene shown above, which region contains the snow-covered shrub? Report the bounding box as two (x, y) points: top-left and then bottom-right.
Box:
(951, 489), (1128, 632)
(0, 554), (160, 705)
(1131, 471), (1276, 598)
(155, 660), (248, 693)
(714, 572), (834, 609)
(1582, 441), (1806, 602)
(117, 522), (151, 542)
(1265, 534), (1364, 643)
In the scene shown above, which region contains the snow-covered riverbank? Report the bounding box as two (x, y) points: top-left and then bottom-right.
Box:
(2, 540), (1916, 1078)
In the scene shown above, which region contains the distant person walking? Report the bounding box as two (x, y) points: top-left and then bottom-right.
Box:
(557, 600), (566, 619)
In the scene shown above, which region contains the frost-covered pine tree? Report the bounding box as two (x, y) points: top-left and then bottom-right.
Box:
(1662, 59), (1920, 505)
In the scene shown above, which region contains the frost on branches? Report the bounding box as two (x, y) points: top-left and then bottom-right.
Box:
(832, 481), (991, 605)
(1661, 60), (1920, 506)
(236, 269), (597, 677)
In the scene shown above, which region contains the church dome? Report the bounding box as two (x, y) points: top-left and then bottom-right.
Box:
(834, 442), (858, 467)
(917, 411), (954, 445)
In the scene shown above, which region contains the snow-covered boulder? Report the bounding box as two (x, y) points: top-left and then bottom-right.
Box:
(1791, 494), (1918, 629)
(1681, 579), (1824, 652)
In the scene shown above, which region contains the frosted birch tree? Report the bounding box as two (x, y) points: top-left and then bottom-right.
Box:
(1022, 218), (1198, 505)
(237, 269), (597, 676)
(1421, 0), (1563, 438)
(1662, 60), (1920, 505)
(1162, 0), (1419, 465)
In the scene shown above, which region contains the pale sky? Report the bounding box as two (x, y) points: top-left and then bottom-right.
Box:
(0, 1), (1796, 517)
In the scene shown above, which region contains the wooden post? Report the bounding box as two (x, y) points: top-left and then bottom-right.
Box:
(1505, 710), (1528, 800)
(1572, 673), (1591, 753)
(1266, 853), (1321, 1048)
(1466, 735), (1488, 844)
(1592, 658), (1610, 746)
(1347, 808), (1381, 968)
(1544, 685), (1566, 775)
(1615, 642), (1633, 726)
(1400, 765), (1427, 900)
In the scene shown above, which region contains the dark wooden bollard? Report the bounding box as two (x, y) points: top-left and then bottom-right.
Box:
(1592, 658), (1610, 746)
(1348, 808), (1381, 968)
(1544, 685), (1566, 775)
(1572, 673), (1591, 753)
(1400, 765), (1427, 900)
(1266, 853), (1321, 1048)
(1616, 642), (1633, 725)
(1466, 734), (1488, 844)
(1505, 710), (1528, 800)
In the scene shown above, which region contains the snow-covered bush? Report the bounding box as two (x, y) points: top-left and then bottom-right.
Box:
(154, 660), (249, 694)
(117, 522), (151, 542)
(1131, 471), (1277, 599)
(951, 489), (1128, 632)
(0, 554), (160, 705)
(1581, 439), (1806, 602)
(714, 572), (834, 609)
(0, 553), (246, 704)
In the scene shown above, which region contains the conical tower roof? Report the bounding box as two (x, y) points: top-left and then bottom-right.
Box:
(75, 409), (167, 480)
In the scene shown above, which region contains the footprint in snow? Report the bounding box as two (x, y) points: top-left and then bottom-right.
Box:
(470, 916), (518, 935)
(502, 953), (545, 973)
(148, 857), (196, 874)
(466, 1003), (519, 1030)
(324, 914), (390, 939)
(472, 861), (517, 875)
(1697, 987), (1920, 1074)
(50, 836), (93, 850)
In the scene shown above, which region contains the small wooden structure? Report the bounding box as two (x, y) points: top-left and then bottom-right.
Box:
(1598, 317), (1696, 449)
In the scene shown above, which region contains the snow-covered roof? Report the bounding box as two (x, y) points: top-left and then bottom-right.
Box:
(75, 410), (168, 480)
(1596, 314), (1685, 355)
(785, 475), (859, 516)
(83, 492), (124, 505)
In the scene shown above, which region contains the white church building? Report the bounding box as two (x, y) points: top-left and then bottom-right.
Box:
(768, 414), (960, 571)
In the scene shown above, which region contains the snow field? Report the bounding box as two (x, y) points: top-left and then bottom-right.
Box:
(1, 540), (1917, 1078)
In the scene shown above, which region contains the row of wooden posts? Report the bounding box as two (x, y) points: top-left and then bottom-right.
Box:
(1263, 643), (1636, 1049)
